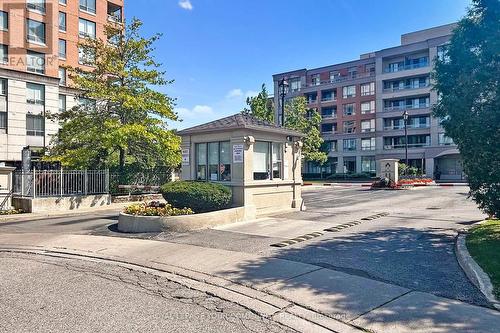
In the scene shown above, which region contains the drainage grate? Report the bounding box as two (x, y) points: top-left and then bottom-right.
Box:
(324, 212), (389, 233)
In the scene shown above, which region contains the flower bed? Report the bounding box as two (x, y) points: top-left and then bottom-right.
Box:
(397, 178), (433, 186)
(123, 201), (193, 217)
(0, 209), (24, 215)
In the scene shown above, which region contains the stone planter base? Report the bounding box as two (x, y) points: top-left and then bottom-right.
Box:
(118, 206), (251, 233)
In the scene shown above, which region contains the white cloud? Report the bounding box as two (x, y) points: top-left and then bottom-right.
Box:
(226, 88), (243, 99)
(245, 90), (259, 99)
(178, 0), (193, 10)
(175, 105), (213, 119)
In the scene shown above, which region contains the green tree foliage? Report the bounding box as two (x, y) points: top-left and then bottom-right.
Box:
(285, 97), (328, 164)
(242, 84), (274, 122)
(433, 0), (500, 217)
(47, 19), (180, 169)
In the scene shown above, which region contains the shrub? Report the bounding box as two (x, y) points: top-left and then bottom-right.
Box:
(0, 209), (24, 215)
(124, 201), (193, 217)
(371, 178), (397, 189)
(161, 181), (232, 213)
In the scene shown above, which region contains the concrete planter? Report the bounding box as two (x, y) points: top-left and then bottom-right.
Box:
(117, 206), (250, 233)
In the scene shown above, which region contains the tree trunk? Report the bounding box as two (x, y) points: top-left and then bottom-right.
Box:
(119, 147), (125, 170)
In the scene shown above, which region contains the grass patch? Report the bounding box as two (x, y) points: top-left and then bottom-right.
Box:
(466, 219), (500, 298)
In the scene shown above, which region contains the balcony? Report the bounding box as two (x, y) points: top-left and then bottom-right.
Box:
(384, 143), (430, 150)
(306, 71), (375, 88)
(321, 113), (337, 119)
(383, 123), (430, 130)
(320, 96), (336, 103)
(383, 103), (430, 112)
(108, 3), (123, 23)
(383, 60), (429, 73)
(361, 128), (376, 133)
(307, 99), (317, 104)
(383, 82), (430, 93)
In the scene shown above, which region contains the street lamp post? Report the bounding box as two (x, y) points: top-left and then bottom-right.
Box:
(403, 110), (409, 173)
(278, 78), (288, 127)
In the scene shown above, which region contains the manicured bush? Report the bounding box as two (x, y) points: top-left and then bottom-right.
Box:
(123, 201), (193, 217)
(161, 181), (232, 213)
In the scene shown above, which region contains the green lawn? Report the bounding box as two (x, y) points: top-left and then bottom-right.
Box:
(466, 219), (500, 298)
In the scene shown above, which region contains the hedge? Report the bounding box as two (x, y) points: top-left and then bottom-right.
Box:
(161, 181), (232, 213)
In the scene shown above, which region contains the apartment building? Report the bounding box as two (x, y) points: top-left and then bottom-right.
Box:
(0, 0), (124, 166)
(273, 23), (463, 180)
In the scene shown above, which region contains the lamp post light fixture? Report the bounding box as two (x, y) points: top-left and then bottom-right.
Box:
(278, 78), (289, 127)
(402, 109), (409, 173)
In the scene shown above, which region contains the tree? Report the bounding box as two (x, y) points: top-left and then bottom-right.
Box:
(47, 19), (181, 170)
(242, 84), (274, 122)
(433, 0), (500, 217)
(284, 97), (327, 164)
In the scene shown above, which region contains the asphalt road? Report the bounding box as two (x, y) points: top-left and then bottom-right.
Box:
(0, 186), (489, 307)
(0, 252), (294, 333)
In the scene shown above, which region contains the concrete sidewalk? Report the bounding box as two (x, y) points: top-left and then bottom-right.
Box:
(0, 233), (498, 333)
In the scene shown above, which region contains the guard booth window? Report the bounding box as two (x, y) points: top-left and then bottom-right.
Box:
(253, 141), (284, 180)
(195, 141), (231, 181)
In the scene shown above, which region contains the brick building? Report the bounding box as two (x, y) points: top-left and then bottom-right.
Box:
(0, 0), (124, 166)
(273, 23), (463, 180)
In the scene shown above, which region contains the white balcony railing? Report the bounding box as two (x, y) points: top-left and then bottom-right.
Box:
(383, 103), (430, 112)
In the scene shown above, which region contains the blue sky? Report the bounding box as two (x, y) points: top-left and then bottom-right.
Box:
(126, 0), (471, 130)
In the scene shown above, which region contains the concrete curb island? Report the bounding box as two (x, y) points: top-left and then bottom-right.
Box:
(117, 207), (249, 233)
(455, 231), (500, 309)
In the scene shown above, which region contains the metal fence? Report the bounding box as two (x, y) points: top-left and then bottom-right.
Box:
(13, 169), (109, 197)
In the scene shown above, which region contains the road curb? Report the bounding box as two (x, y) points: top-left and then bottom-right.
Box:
(0, 246), (367, 333)
(455, 231), (500, 309)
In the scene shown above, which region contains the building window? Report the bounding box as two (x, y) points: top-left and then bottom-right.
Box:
(78, 46), (96, 65)
(321, 123), (334, 133)
(196, 141), (232, 181)
(26, 114), (45, 136)
(253, 141), (270, 180)
(311, 74), (320, 86)
(360, 82), (375, 96)
(321, 89), (335, 102)
(361, 156), (376, 173)
(361, 137), (376, 151)
(59, 12), (67, 31)
(383, 135), (430, 149)
(0, 11), (7, 31)
(343, 120), (356, 134)
(27, 0), (46, 14)
(343, 138), (357, 151)
(58, 39), (66, 59)
(26, 83), (45, 105)
(342, 85), (356, 98)
(361, 119), (375, 133)
(0, 79), (6, 96)
(289, 77), (301, 92)
(438, 133), (454, 145)
(79, 18), (96, 39)
(79, 0), (96, 14)
(0, 111), (6, 130)
(253, 141), (284, 180)
(361, 101), (375, 114)
(321, 107), (336, 119)
(343, 103), (355, 116)
(59, 94), (66, 113)
(0, 79), (6, 130)
(26, 51), (45, 74)
(323, 140), (337, 152)
(27, 19), (46, 44)
(0, 44), (7, 64)
(60, 0), (67, 5)
(272, 142), (283, 179)
(58, 67), (66, 86)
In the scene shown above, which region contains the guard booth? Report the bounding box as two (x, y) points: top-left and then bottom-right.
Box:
(178, 113), (305, 218)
